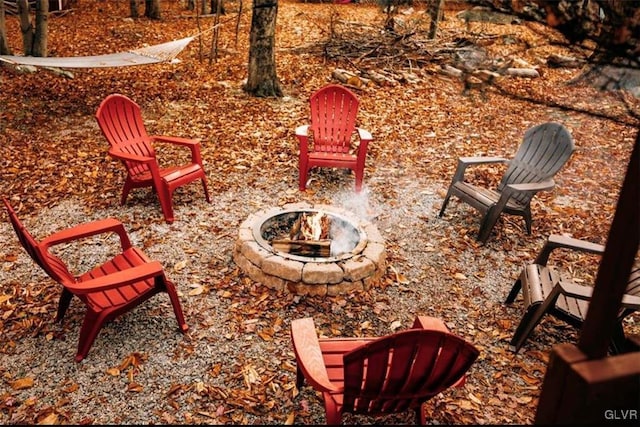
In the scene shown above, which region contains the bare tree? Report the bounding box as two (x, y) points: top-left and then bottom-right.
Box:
(129, 0), (161, 19)
(17, 0), (47, 56)
(428, 0), (445, 39)
(33, 0), (47, 56)
(0, 0), (11, 55)
(145, 0), (161, 19)
(244, 0), (282, 97)
(130, 0), (140, 18)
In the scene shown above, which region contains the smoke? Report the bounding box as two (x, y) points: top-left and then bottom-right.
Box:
(329, 219), (360, 257)
(334, 187), (376, 222)
(328, 187), (376, 257)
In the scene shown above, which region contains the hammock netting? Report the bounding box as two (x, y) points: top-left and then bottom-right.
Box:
(0, 36), (194, 68)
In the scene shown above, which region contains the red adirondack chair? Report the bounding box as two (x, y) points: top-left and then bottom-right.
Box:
(291, 316), (479, 424)
(3, 198), (189, 362)
(95, 93), (211, 223)
(296, 84), (373, 193)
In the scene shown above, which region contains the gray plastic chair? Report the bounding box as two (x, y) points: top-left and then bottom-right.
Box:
(438, 122), (575, 243)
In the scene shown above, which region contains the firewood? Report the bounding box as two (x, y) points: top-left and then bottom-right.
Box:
(271, 239), (331, 257)
(505, 68), (540, 78)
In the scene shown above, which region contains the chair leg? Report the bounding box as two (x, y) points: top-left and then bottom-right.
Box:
(417, 404), (426, 425)
(505, 276), (523, 304)
(323, 395), (341, 425)
(477, 207), (501, 243)
(523, 209), (532, 234)
(296, 364), (305, 389)
(75, 310), (105, 362)
(509, 304), (545, 353)
(510, 287), (562, 353)
(299, 166), (309, 191)
(609, 322), (629, 355)
(354, 168), (363, 193)
(55, 288), (74, 322)
(121, 178), (134, 205)
(201, 177), (211, 203)
(438, 189), (453, 217)
(161, 278), (189, 333)
(158, 186), (176, 224)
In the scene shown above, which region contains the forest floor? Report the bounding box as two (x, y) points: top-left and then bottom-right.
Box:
(0, 0), (639, 425)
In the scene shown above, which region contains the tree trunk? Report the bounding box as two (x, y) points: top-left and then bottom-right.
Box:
(244, 0), (282, 97)
(145, 0), (161, 19)
(0, 0), (12, 55)
(130, 0), (139, 18)
(18, 0), (34, 56)
(211, 0), (225, 14)
(428, 0), (444, 39)
(33, 0), (48, 57)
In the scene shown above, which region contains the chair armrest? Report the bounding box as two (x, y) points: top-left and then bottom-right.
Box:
(450, 156), (509, 183)
(557, 281), (594, 300)
(493, 179), (556, 215)
(621, 293), (640, 310)
(41, 218), (132, 251)
(290, 318), (341, 393)
(295, 125), (310, 137)
(458, 156), (509, 165)
(108, 149), (154, 164)
(535, 234), (605, 265)
(65, 261), (165, 294)
(296, 125), (311, 156)
(412, 316), (450, 333)
(151, 135), (201, 147)
(151, 135), (203, 164)
(506, 179), (555, 193)
(356, 127), (372, 141)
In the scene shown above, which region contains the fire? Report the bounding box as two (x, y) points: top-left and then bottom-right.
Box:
(290, 211), (330, 241)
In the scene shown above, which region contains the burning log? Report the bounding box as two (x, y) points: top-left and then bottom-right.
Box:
(271, 239), (331, 257)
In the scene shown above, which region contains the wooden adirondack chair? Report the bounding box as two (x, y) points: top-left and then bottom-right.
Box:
(505, 234), (640, 354)
(296, 84), (373, 193)
(3, 198), (189, 362)
(291, 316), (479, 424)
(95, 93), (211, 223)
(438, 122), (575, 243)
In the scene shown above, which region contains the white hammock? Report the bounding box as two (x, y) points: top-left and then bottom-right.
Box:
(0, 36), (194, 68)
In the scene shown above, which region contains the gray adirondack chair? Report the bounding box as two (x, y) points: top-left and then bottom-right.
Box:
(438, 122), (575, 243)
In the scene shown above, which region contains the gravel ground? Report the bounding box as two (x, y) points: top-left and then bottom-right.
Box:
(2, 164), (636, 425)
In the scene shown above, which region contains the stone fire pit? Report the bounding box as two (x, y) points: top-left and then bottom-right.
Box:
(233, 202), (387, 296)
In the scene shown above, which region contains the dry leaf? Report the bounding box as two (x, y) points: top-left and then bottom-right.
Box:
(127, 382), (144, 392)
(37, 413), (59, 425)
(284, 412), (295, 425)
(11, 377), (34, 390)
(188, 286), (204, 296)
(174, 260), (187, 271)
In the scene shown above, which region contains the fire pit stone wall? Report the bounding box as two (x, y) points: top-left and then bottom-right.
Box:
(233, 202), (386, 296)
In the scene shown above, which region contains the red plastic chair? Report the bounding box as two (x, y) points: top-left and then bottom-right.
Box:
(296, 84), (373, 193)
(291, 316), (479, 424)
(95, 93), (211, 223)
(3, 198), (189, 362)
